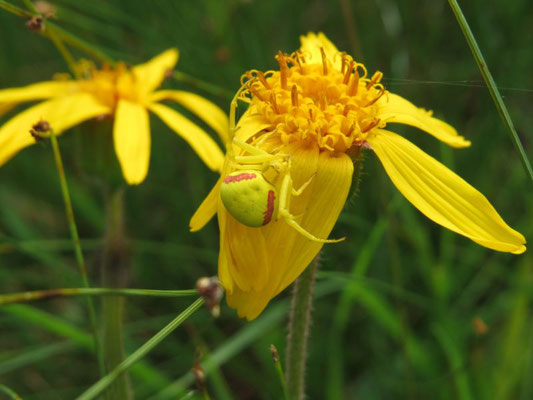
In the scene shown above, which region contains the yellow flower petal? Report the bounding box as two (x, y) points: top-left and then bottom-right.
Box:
(0, 80), (77, 103)
(368, 130), (526, 253)
(377, 93), (471, 148)
(133, 49), (179, 95)
(148, 102), (224, 172)
(0, 93), (109, 166)
(190, 178), (221, 232)
(223, 143), (354, 320)
(113, 99), (151, 185)
(299, 32), (341, 69)
(0, 103), (16, 118)
(150, 90), (229, 143)
(234, 109), (272, 143)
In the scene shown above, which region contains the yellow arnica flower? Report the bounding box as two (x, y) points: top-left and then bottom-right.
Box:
(0, 49), (228, 184)
(190, 33), (526, 320)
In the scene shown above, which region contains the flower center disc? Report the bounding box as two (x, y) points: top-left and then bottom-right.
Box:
(241, 49), (387, 152)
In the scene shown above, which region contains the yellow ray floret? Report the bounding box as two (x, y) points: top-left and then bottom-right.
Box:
(0, 49), (227, 184)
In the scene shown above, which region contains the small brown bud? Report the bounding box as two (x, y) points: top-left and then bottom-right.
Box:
(196, 276), (223, 317)
(30, 119), (51, 141)
(164, 68), (174, 80)
(26, 16), (45, 33)
(270, 344), (280, 363)
(34, 1), (56, 19)
(473, 316), (489, 336)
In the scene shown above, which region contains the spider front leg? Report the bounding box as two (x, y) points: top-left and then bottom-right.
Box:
(277, 174), (345, 243)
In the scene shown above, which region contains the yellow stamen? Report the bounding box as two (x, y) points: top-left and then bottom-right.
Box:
(320, 47), (328, 75)
(343, 60), (354, 85)
(291, 85), (299, 107)
(276, 51), (288, 90)
(366, 71), (383, 89)
(348, 71), (359, 96)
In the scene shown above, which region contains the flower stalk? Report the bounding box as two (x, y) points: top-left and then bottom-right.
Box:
(0, 287), (197, 306)
(101, 187), (132, 399)
(285, 257), (319, 400)
(46, 122), (104, 376)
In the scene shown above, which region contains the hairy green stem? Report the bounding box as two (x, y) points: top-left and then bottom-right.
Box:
(0, 288), (198, 306)
(48, 127), (104, 376)
(285, 257), (319, 400)
(448, 0), (533, 185)
(77, 298), (205, 400)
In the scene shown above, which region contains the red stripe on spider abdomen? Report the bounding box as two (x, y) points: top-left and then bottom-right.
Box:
(223, 172), (257, 183)
(263, 190), (276, 225)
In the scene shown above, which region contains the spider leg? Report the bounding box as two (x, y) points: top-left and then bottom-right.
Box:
(278, 174), (344, 243)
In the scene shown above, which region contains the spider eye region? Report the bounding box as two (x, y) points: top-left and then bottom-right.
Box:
(221, 170), (279, 227)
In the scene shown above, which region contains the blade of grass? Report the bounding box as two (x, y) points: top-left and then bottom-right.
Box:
(2, 304), (171, 390)
(75, 297), (204, 400)
(0, 341), (75, 375)
(447, 0), (533, 185)
(0, 385), (22, 400)
(0, 287), (197, 305)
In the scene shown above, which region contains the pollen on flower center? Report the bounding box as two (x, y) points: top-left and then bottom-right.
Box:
(240, 49), (387, 152)
(78, 61), (140, 110)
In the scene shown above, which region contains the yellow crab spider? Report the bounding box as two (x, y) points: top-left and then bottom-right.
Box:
(219, 89), (344, 243)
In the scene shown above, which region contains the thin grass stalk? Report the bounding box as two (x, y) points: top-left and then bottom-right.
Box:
(48, 127), (105, 376)
(76, 298), (205, 400)
(447, 0), (533, 185)
(0, 288), (198, 306)
(46, 27), (82, 79)
(270, 344), (289, 400)
(0, 385), (22, 400)
(285, 257), (319, 400)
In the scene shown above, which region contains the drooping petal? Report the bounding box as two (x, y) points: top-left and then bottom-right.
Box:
(368, 130), (526, 253)
(133, 49), (179, 95)
(0, 93), (110, 166)
(0, 80), (77, 104)
(190, 178), (222, 232)
(150, 90), (229, 143)
(148, 102), (224, 172)
(377, 93), (471, 148)
(273, 149), (354, 293)
(299, 32), (341, 69)
(223, 143), (354, 320)
(113, 99), (151, 185)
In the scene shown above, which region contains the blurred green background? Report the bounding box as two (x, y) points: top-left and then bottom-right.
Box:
(0, 0), (532, 398)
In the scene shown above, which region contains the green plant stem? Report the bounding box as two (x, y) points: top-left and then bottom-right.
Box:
(0, 0), (114, 64)
(448, 0), (533, 185)
(76, 298), (205, 400)
(285, 257), (319, 400)
(0, 288), (198, 306)
(48, 127), (104, 376)
(0, 0), (29, 17)
(101, 188), (131, 399)
(46, 27), (82, 79)
(0, 385), (22, 400)
(270, 344), (289, 400)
